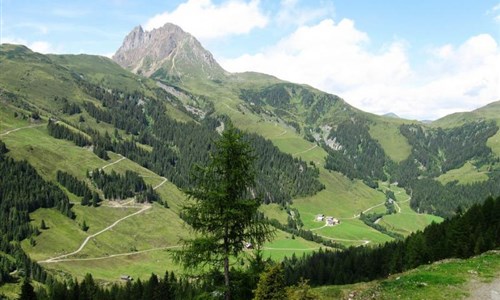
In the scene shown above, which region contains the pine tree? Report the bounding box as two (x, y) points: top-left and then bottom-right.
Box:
(40, 219), (47, 230)
(174, 125), (274, 300)
(254, 265), (287, 300)
(19, 278), (37, 300)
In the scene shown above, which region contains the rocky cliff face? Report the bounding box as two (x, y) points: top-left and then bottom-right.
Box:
(113, 23), (227, 81)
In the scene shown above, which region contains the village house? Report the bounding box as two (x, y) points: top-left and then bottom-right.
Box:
(120, 275), (133, 281)
(326, 216), (340, 226)
(316, 214), (325, 222)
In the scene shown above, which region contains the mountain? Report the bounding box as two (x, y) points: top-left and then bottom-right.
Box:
(1, 24), (500, 290)
(383, 112), (400, 118)
(113, 23), (227, 82)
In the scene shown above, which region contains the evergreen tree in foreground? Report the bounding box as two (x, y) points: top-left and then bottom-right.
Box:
(174, 125), (275, 300)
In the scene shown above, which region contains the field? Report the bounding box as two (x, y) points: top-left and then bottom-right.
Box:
(369, 119), (412, 163)
(436, 161), (489, 185)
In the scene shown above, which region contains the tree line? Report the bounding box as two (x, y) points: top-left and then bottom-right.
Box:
(56, 170), (100, 206)
(87, 169), (160, 203)
(0, 140), (72, 285)
(62, 78), (325, 206)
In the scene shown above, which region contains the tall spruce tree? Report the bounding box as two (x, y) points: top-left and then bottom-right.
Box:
(174, 125), (274, 300)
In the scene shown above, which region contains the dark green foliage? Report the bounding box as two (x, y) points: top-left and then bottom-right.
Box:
(81, 83), (148, 135)
(324, 119), (387, 181)
(40, 219), (47, 230)
(410, 173), (500, 217)
(57, 96), (81, 115)
(267, 218), (343, 249)
(88, 169), (159, 202)
(39, 271), (199, 300)
(0, 143), (68, 285)
(81, 220), (89, 232)
(175, 126), (275, 300)
(30, 111), (40, 120)
(359, 212), (403, 240)
(0, 140), (8, 155)
(399, 121), (498, 178)
(254, 264), (287, 300)
(0, 143), (73, 242)
(19, 278), (37, 300)
(47, 119), (91, 147)
(56, 170), (97, 205)
(283, 195), (500, 286)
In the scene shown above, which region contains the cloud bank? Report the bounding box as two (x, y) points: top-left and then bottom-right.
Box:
(143, 0), (268, 41)
(220, 19), (500, 120)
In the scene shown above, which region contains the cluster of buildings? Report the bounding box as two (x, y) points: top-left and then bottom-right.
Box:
(316, 214), (340, 226)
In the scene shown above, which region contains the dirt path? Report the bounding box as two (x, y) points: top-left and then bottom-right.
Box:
(222, 103), (239, 113)
(0, 124), (44, 137)
(317, 234), (370, 245)
(40, 205), (151, 263)
(262, 247), (320, 251)
(293, 144), (318, 155)
(42, 245), (181, 263)
(467, 277), (500, 300)
(275, 130), (287, 137)
(100, 154), (125, 170)
(153, 177), (168, 190)
(310, 224), (327, 231)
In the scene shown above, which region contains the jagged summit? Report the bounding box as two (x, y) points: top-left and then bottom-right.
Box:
(113, 23), (227, 81)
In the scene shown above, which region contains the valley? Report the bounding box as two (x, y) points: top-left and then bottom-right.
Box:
(0, 21), (499, 299)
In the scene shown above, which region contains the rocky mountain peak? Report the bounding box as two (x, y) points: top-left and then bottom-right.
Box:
(113, 23), (227, 81)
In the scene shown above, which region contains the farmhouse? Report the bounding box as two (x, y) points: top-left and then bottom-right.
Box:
(316, 214), (325, 221)
(120, 275), (133, 281)
(326, 216), (340, 226)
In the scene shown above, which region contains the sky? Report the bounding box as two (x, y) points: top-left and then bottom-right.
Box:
(1, 0), (499, 120)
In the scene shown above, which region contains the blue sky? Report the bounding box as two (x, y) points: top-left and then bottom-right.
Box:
(1, 0), (499, 120)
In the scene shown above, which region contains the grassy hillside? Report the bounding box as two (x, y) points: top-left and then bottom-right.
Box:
(433, 101), (500, 157)
(314, 250), (500, 300)
(2, 45), (491, 288)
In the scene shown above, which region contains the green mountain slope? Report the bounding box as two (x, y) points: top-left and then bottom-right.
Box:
(2, 35), (499, 288)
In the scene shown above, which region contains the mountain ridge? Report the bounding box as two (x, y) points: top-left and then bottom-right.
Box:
(112, 23), (227, 81)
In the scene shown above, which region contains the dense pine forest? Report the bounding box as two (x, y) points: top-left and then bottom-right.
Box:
(50, 78), (324, 205)
(0, 141), (70, 286)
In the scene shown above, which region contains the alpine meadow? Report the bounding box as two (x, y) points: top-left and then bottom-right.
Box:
(0, 1), (499, 299)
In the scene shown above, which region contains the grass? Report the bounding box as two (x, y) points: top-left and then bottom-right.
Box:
(314, 250), (500, 300)
(436, 161), (489, 185)
(2, 125), (106, 179)
(261, 230), (327, 260)
(369, 120), (412, 162)
(259, 203), (289, 225)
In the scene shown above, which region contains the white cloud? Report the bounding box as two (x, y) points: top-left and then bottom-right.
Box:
(277, 0), (334, 27)
(220, 20), (500, 120)
(143, 0), (268, 41)
(2, 37), (58, 54)
(489, 3), (500, 23)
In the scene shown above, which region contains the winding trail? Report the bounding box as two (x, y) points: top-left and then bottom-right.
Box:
(40, 154), (171, 264)
(310, 224), (327, 231)
(293, 144), (318, 156)
(0, 124), (44, 137)
(41, 245), (180, 264)
(153, 177), (168, 190)
(275, 130), (287, 137)
(100, 154), (125, 170)
(317, 234), (371, 245)
(262, 247), (320, 251)
(40, 205), (151, 263)
(222, 103), (239, 113)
